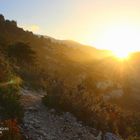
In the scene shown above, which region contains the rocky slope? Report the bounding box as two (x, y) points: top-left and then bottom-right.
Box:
(20, 89), (101, 140)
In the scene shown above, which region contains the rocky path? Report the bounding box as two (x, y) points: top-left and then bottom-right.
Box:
(20, 89), (101, 140)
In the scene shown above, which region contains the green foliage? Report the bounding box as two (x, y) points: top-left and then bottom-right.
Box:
(0, 48), (23, 120)
(0, 85), (23, 121)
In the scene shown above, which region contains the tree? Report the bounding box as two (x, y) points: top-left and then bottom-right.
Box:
(7, 42), (36, 66)
(0, 14), (5, 22)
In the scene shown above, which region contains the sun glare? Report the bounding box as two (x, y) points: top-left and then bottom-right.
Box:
(112, 50), (130, 60)
(93, 24), (140, 56)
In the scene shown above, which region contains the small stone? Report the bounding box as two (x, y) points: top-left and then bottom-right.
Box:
(28, 107), (38, 112)
(50, 109), (55, 113)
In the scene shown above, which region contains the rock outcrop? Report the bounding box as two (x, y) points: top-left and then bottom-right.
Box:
(20, 89), (100, 140)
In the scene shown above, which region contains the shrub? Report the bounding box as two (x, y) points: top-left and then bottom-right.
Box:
(0, 85), (23, 121)
(43, 80), (140, 139)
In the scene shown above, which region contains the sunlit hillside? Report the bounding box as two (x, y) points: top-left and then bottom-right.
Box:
(0, 14), (140, 139)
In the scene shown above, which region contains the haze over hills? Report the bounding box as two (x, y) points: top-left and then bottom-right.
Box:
(0, 14), (140, 139)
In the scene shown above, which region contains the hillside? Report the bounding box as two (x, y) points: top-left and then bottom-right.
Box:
(0, 14), (140, 139)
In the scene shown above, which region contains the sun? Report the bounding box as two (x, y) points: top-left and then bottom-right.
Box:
(112, 50), (130, 60)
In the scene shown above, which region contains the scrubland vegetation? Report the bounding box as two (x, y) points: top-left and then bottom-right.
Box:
(0, 14), (140, 139)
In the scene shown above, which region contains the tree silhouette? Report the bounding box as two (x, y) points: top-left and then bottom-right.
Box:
(7, 42), (36, 66)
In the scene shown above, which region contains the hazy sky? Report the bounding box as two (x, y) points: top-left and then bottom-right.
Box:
(0, 0), (140, 52)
